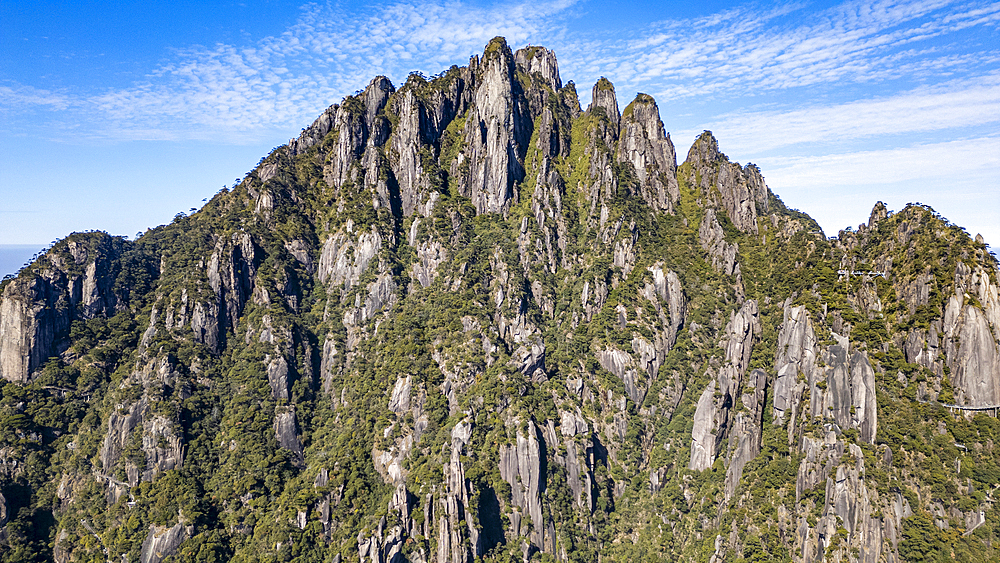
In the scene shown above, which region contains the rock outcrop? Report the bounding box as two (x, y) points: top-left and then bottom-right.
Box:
(139, 521), (189, 563)
(699, 208), (739, 276)
(772, 304), (817, 426)
(0, 233), (128, 382)
(500, 420), (551, 553)
(690, 300), (759, 471)
(460, 38), (530, 215)
(725, 368), (767, 501)
(275, 407), (304, 465)
(617, 94), (679, 213)
(943, 263), (1000, 405)
(685, 132), (769, 234)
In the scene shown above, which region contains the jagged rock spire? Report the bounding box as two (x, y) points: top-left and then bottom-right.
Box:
(685, 131), (769, 234)
(588, 77), (621, 132)
(514, 46), (562, 91)
(617, 93), (679, 212)
(463, 37), (529, 214)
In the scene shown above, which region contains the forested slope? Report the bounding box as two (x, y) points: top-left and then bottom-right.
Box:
(1, 37), (999, 563)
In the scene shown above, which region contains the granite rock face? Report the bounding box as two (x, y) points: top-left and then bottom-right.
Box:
(515, 46), (561, 91)
(617, 93), (679, 213)
(772, 304), (817, 425)
(139, 521), (189, 563)
(500, 420), (551, 553)
(205, 231), (262, 352)
(275, 407), (304, 465)
(690, 300), (759, 471)
(724, 367), (766, 501)
(318, 221), (383, 291)
(390, 71), (472, 217)
(699, 208), (740, 276)
(792, 433), (886, 563)
(684, 131), (769, 234)
(0, 233), (128, 382)
(589, 78), (620, 132)
(461, 38), (530, 215)
(943, 262), (1000, 405)
(817, 346), (878, 444)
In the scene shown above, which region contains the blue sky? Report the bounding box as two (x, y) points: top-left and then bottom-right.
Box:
(2, 0), (998, 257)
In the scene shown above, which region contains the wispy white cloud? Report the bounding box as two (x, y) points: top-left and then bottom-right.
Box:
(561, 0), (1000, 103)
(2, 0), (998, 144)
(676, 73), (1000, 154)
(757, 136), (1000, 188)
(0, 84), (73, 112)
(4, 0), (580, 143)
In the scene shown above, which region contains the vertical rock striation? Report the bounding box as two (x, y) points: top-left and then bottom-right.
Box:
(684, 131), (769, 234)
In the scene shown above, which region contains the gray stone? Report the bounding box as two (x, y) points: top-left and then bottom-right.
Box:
(500, 420), (547, 550)
(275, 407), (304, 465)
(139, 521), (188, 563)
(283, 239), (314, 273)
(267, 355), (290, 400)
(588, 78), (620, 132)
(389, 376), (412, 415)
(689, 378), (718, 471)
(943, 292), (1000, 405)
(724, 369), (767, 501)
(699, 208), (739, 276)
(684, 132), (769, 234)
(773, 304), (817, 424)
(412, 240), (446, 288)
(596, 347), (643, 404)
(317, 223), (383, 292)
(461, 37), (529, 215)
(514, 46), (561, 91)
(616, 93), (679, 213)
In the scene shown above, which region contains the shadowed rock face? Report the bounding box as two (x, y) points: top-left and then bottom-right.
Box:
(690, 300), (759, 472)
(0, 491), (7, 537)
(773, 304), (817, 425)
(461, 38), (530, 215)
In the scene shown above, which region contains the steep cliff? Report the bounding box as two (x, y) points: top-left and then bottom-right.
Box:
(1, 38), (999, 563)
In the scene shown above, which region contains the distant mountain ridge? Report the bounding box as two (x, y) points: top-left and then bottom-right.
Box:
(1, 37), (999, 563)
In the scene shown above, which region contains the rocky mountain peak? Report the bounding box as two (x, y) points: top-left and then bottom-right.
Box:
(514, 45), (561, 91)
(685, 129), (722, 165)
(682, 130), (768, 234)
(589, 77), (621, 131)
(2, 37), (999, 563)
(481, 35), (515, 66)
(868, 200), (888, 228)
(617, 93), (679, 212)
(362, 76), (395, 131)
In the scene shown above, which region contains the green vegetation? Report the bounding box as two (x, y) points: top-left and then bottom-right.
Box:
(2, 42), (999, 563)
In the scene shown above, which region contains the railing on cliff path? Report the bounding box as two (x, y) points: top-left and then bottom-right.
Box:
(940, 403), (1000, 416)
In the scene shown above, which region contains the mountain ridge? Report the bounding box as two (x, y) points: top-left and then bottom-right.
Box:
(1, 37), (999, 563)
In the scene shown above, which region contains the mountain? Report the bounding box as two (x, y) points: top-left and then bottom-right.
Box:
(1, 37), (998, 563)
